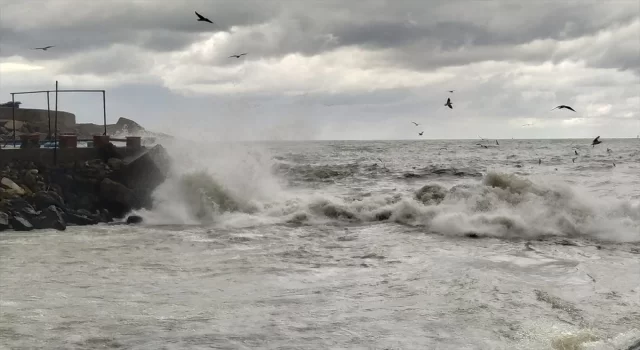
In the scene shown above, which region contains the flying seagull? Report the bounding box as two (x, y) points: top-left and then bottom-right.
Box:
(32, 46), (54, 51)
(412, 122), (419, 126)
(591, 136), (602, 147)
(495, 140), (499, 146)
(229, 53), (248, 58)
(195, 11), (213, 24)
(444, 98), (453, 109)
(538, 159), (542, 165)
(418, 131), (424, 136)
(551, 105), (576, 112)
(574, 150), (578, 156)
(572, 157), (577, 163)
(448, 90), (454, 93)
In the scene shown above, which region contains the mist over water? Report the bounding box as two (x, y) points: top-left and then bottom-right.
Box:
(2, 136), (639, 349)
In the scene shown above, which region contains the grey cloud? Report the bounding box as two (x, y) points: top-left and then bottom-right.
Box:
(1, 0), (638, 75)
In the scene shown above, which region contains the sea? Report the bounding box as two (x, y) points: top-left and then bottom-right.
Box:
(1, 138), (639, 350)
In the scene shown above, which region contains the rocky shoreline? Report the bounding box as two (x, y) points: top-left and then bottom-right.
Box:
(0, 143), (167, 232)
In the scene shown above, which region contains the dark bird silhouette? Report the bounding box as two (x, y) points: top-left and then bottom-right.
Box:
(606, 148), (612, 153)
(551, 105), (576, 112)
(495, 140), (499, 146)
(195, 11), (213, 24)
(574, 150), (578, 156)
(444, 98), (453, 109)
(591, 136), (602, 147)
(32, 46), (54, 51)
(572, 157), (577, 163)
(613, 162), (616, 167)
(538, 159), (542, 165)
(412, 121), (419, 126)
(448, 90), (454, 93)
(418, 131), (423, 136)
(229, 53), (248, 58)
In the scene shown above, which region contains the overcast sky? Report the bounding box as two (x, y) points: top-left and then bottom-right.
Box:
(1, 0), (639, 140)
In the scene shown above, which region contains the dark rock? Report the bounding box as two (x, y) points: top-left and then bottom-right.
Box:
(120, 145), (170, 209)
(8, 198), (39, 218)
(126, 215), (143, 224)
(0, 211), (9, 231)
(99, 178), (139, 218)
(65, 210), (98, 226)
(32, 205), (66, 231)
(9, 214), (33, 231)
(98, 143), (122, 163)
(31, 191), (65, 211)
(107, 158), (123, 171)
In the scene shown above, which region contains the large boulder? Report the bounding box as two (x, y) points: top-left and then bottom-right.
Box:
(30, 191), (65, 211)
(65, 209), (99, 226)
(9, 214), (33, 231)
(8, 198), (39, 218)
(0, 211), (9, 231)
(99, 178), (139, 218)
(119, 144), (170, 209)
(32, 205), (66, 231)
(1, 177), (25, 195)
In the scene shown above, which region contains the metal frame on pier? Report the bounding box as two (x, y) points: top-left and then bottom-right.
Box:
(5, 81), (107, 142)
(4, 81), (108, 164)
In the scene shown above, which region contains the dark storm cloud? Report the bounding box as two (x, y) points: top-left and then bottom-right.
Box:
(1, 0), (637, 77)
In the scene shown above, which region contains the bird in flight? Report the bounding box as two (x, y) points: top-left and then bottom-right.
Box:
(418, 131), (424, 136)
(448, 90), (454, 93)
(551, 105), (576, 112)
(229, 53), (248, 58)
(32, 46), (54, 51)
(195, 11), (213, 24)
(538, 159), (542, 165)
(412, 122), (419, 126)
(591, 136), (602, 147)
(444, 98), (453, 109)
(572, 157), (577, 163)
(574, 150), (578, 156)
(495, 140), (499, 146)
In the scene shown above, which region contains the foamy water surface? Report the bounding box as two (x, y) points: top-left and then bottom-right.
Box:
(1, 138), (639, 349)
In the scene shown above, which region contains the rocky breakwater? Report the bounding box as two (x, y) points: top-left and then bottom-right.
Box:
(0, 143), (170, 232)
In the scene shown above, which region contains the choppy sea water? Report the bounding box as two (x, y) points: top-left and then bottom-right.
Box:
(1, 138), (639, 349)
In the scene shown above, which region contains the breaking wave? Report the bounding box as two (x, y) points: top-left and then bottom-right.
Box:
(137, 137), (640, 243)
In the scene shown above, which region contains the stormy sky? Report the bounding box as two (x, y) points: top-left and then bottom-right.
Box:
(1, 0), (638, 140)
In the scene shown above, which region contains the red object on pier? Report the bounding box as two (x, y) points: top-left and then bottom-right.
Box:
(58, 134), (78, 149)
(92, 135), (110, 148)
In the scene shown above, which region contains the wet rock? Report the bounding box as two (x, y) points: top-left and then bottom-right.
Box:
(30, 191), (65, 211)
(126, 215), (143, 224)
(8, 198), (39, 218)
(9, 214), (33, 231)
(23, 170), (39, 192)
(32, 205), (66, 231)
(65, 210), (99, 226)
(1, 177), (25, 195)
(107, 158), (123, 171)
(99, 178), (138, 218)
(98, 142), (122, 163)
(0, 211), (9, 231)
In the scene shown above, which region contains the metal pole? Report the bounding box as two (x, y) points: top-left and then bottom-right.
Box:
(11, 93), (16, 147)
(54, 81), (58, 165)
(46, 92), (51, 140)
(102, 90), (107, 135)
